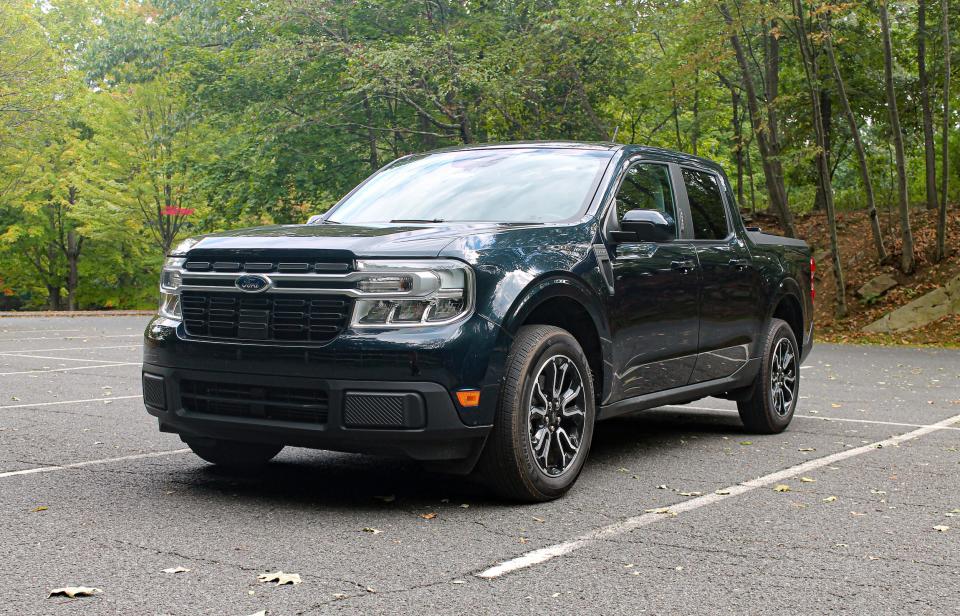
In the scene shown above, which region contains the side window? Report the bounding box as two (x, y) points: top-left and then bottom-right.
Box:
(615, 163), (677, 232)
(682, 168), (729, 240)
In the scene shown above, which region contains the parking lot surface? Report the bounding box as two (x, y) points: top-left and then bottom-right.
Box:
(1, 315), (958, 615)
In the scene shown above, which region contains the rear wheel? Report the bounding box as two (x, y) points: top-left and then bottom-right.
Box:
(476, 325), (596, 502)
(186, 439), (283, 469)
(737, 318), (799, 434)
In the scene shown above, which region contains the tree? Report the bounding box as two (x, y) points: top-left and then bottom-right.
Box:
(936, 0), (950, 262)
(91, 82), (199, 255)
(718, 2), (796, 237)
(918, 0), (938, 212)
(878, 1), (915, 274)
(792, 0), (845, 317)
(819, 6), (886, 262)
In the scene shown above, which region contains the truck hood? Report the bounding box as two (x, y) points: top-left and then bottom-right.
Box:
(176, 222), (523, 258)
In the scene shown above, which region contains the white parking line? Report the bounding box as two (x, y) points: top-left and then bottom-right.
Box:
(0, 353), (135, 364)
(0, 328), (81, 335)
(664, 404), (960, 431)
(0, 449), (190, 479)
(0, 334), (141, 342)
(0, 362), (139, 376)
(476, 412), (960, 579)
(0, 345), (138, 355)
(0, 395), (142, 410)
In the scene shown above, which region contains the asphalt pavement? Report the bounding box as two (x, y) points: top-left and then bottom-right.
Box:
(1, 315), (958, 615)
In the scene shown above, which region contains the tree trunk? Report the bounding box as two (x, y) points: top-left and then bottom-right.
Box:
(732, 88), (745, 207)
(361, 93), (379, 171)
(793, 0), (846, 317)
(919, 0), (939, 211)
(879, 1), (916, 274)
(820, 13), (887, 262)
(691, 70), (700, 156)
(937, 0), (950, 261)
(65, 230), (82, 311)
(814, 88), (831, 211)
(718, 3), (796, 236)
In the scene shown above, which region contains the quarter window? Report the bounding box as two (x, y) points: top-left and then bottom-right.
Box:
(615, 163), (677, 234)
(682, 168), (729, 240)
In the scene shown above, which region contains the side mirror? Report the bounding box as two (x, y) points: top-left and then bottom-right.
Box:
(306, 214), (324, 225)
(615, 210), (675, 243)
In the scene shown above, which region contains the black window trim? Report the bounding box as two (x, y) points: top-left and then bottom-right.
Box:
(678, 163), (735, 244)
(601, 156), (684, 242)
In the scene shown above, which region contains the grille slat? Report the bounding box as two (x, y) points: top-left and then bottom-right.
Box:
(181, 291), (351, 343)
(180, 379), (328, 424)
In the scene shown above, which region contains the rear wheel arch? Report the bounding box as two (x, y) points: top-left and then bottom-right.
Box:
(769, 280), (805, 347)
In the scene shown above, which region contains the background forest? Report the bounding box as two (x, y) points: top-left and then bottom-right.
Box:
(0, 1), (956, 333)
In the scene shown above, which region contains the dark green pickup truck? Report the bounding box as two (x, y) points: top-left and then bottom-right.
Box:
(142, 142), (813, 501)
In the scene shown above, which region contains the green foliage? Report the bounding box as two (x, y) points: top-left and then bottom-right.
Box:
(0, 0), (957, 310)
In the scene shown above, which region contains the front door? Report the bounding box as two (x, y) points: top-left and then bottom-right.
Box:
(604, 161), (700, 401)
(679, 166), (761, 383)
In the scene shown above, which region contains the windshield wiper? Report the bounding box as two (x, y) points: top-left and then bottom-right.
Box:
(390, 218), (445, 223)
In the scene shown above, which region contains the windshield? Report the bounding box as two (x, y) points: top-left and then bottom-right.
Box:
(326, 148), (613, 224)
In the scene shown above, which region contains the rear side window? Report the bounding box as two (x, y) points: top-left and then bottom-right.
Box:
(682, 168), (728, 240)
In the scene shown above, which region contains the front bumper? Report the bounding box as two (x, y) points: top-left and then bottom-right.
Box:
(142, 313), (507, 468)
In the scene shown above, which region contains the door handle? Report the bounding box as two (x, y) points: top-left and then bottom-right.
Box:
(729, 258), (750, 270)
(671, 259), (696, 273)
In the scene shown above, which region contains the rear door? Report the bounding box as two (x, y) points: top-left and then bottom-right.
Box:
(678, 166), (761, 383)
(603, 160), (700, 400)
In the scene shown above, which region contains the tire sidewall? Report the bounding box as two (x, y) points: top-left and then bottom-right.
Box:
(760, 320), (800, 431)
(508, 332), (596, 499)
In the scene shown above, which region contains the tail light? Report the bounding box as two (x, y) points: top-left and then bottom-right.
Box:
(809, 257), (816, 301)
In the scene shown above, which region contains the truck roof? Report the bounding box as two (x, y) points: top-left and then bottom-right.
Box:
(430, 141), (726, 174)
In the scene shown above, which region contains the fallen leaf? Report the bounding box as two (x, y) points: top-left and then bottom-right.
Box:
(800, 477), (816, 483)
(32, 505), (48, 512)
(933, 525), (950, 532)
(372, 495), (395, 503)
(247, 611), (266, 616)
(48, 587), (101, 599)
(798, 447), (816, 452)
(831, 403), (842, 408)
(674, 566), (684, 571)
(532, 516), (545, 523)
(644, 507), (678, 516)
(451, 580), (466, 585)
(678, 491), (702, 497)
(773, 484), (791, 493)
(656, 484), (669, 490)
(823, 496), (838, 502)
(551, 592), (561, 598)
(870, 489), (887, 495)
(460, 503), (469, 508)
(361, 527), (382, 535)
(715, 489), (731, 495)
(257, 571), (301, 586)
(739, 441), (753, 446)
(419, 512), (437, 520)
(519, 536), (529, 544)
(161, 566), (190, 574)
(332, 593), (349, 600)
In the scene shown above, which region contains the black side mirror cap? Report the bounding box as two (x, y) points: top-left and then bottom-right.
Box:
(617, 210), (675, 243)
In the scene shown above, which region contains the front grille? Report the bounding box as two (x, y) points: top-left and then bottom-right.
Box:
(180, 379), (329, 424)
(181, 292), (352, 343)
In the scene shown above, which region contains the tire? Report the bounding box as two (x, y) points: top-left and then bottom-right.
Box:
(737, 318), (800, 434)
(186, 439), (283, 469)
(476, 325), (596, 502)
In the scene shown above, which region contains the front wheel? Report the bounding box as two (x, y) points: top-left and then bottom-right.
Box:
(476, 325), (596, 502)
(737, 318), (800, 434)
(186, 439), (283, 469)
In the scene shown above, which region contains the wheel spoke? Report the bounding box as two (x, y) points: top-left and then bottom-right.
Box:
(560, 384), (582, 409)
(556, 427), (579, 454)
(561, 405), (585, 419)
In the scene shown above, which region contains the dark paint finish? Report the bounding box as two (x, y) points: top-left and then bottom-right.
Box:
(144, 142), (813, 468)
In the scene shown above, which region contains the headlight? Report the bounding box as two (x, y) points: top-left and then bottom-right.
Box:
(158, 257), (185, 320)
(352, 259), (473, 327)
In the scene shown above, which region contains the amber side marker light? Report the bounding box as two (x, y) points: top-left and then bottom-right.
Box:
(456, 390), (481, 407)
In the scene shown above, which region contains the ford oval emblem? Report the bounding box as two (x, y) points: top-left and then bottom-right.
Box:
(235, 274), (271, 293)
